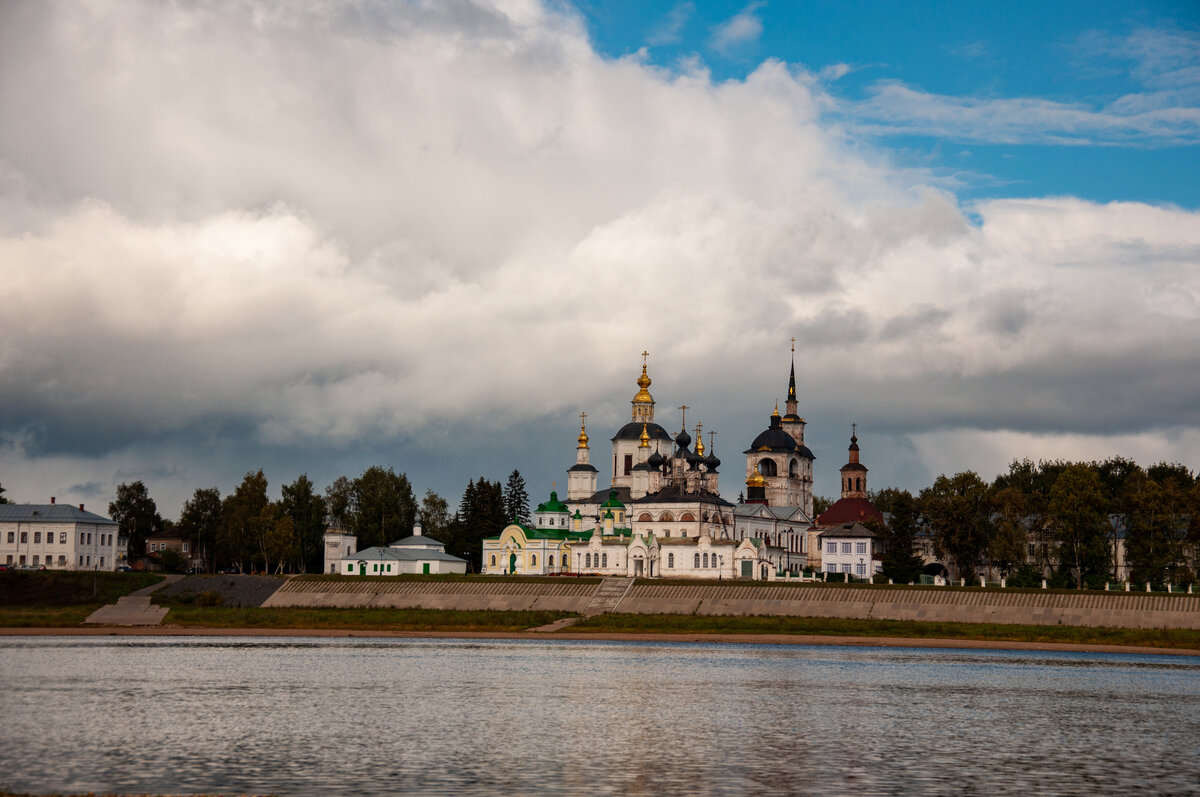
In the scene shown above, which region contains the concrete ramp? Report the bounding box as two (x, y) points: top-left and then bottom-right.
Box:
(84, 595), (169, 626)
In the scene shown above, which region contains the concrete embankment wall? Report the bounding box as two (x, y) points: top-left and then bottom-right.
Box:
(264, 580), (598, 613)
(264, 579), (1200, 630)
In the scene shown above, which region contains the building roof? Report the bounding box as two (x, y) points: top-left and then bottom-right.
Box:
(389, 534), (447, 549)
(350, 546), (466, 563)
(817, 497), (884, 526)
(817, 522), (878, 539)
(612, 421), (673, 443)
(536, 491), (570, 513)
(629, 483), (734, 507)
(0, 504), (118, 526)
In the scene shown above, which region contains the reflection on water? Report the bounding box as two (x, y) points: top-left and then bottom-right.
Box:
(1, 637), (1198, 796)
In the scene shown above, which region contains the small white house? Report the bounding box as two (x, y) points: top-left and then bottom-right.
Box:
(819, 522), (882, 579)
(338, 522), (467, 576)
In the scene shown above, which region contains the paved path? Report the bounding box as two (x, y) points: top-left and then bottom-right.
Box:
(83, 574), (182, 626)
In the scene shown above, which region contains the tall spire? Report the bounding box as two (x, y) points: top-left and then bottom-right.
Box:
(785, 336), (800, 420)
(577, 412), (589, 449)
(631, 351), (655, 423)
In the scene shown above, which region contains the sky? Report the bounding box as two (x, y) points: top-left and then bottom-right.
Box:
(1, 0), (1198, 520)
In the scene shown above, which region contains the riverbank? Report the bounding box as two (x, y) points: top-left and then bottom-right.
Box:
(3, 624), (1198, 657)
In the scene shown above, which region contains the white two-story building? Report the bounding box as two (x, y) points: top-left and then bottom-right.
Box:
(0, 500), (125, 570)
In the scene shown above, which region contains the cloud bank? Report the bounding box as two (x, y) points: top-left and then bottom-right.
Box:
(0, 0), (1197, 513)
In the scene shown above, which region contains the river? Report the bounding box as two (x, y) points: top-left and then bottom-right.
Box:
(1, 637), (1197, 795)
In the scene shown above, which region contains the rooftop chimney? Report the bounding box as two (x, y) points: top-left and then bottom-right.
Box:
(79, 504), (85, 511)
(50, 496), (55, 504)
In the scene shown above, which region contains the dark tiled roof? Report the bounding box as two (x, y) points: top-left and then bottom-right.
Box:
(611, 422), (673, 442)
(0, 504), (118, 525)
(817, 497), (884, 526)
(630, 483), (734, 507)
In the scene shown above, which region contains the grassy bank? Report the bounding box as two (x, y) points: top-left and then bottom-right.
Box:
(162, 605), (574, 632)
(292, 573), (603, 585)
(571, 613), (1200, 649)
(0, 570), (163, 607)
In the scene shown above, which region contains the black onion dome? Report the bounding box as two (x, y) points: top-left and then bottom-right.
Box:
(744, 414), (797, 453)
(675, 428), (692, 449)
(612, 422), (673, 442)
(647, 451), (664, 467)
(705, 454), (720, 472)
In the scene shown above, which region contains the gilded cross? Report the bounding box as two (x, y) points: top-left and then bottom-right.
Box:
(641, 350), (649, 367)
(579, 411), (587, 428)
(678, 404), (688, 428)
(790, 336), (796, 352)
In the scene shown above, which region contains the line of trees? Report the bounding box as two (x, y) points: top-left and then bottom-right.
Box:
(864, 457), (1199, 589)
(102, 468), (534, 574)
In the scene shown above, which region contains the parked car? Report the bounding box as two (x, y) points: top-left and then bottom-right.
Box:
(115, 565), (132, 572)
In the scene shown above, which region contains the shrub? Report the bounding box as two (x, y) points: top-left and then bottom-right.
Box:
(197, 590), (223, 607)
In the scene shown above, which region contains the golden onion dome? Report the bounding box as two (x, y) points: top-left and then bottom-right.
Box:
(577, 414), (589, 449)
(639, 423), (650, 447)
(746, 472), (766, 488)
(632, 363), (654, 404)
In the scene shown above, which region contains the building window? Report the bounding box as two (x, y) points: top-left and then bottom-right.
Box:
(490, 555), (496, 567)
(855, 542), (867, 555)
(100, 557), (105, 567)
(79, 556), (83, 566)
(58, 556), (66, 566)
(668, 553), (674, 568)
(21, 532), (27, 543)
(86, 556), (90, 566)
(855, 562), (866, 576)
(183, 543), (189, 553)
(826, 539), (836, 552)
(703, 553), (709, 568)
(34, 532), (41, 544)
(680, 512), (695, 522)
(20, 555), (26, 565)
(80, 533), (85, 545)
(842, 563), (852, 574)
(548, 555), (554, 567)
(601, 553), (608, 567)
(841, 542), (852, 554)
(531, 554), (537, 566)
(694, 553), (700, 568)
(33, 555), (39, 565)
(624, 454), (633, 475)
(87, 533), (92, 544)
(347, 564), (353, 572)
(6, 532), (12, 543)
(586, 553), (592, 568)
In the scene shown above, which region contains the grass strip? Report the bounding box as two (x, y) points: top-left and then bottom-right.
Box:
(292, 573), (602, 585)
(163, 605), (574, 632)
(570, 613), (1200, 649)
(0, 606), (102, 627)
(0, 571), (163, 607)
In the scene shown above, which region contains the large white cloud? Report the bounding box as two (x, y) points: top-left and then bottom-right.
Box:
(0, 0), (1197, 514)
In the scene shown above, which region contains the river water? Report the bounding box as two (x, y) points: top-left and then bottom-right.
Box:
(1, 636), (1197, 796)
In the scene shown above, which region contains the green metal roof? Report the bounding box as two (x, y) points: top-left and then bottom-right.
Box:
(535, 490), (569, 514)
(600, 489), (625, 508)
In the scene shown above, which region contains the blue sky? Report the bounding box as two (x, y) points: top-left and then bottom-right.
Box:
(579, 0), (1200, 206)
(1, 0), (1198, 519)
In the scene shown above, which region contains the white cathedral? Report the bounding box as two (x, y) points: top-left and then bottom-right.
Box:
(482, 350), (878, 580)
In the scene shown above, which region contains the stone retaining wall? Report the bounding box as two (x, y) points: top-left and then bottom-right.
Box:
(263, 579), (1200, 629)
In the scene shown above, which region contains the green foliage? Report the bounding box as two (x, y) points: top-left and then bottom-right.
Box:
(178, 486), (221, 573)
(988, 486), (1030, 577)
(879, 489), (924, 583)
(218, 470), (269, 570)
(351, 466), (417, 549)
(161, 605), (573, 632)
(419, 489), (451, 540)
(108, 480), (162, 559)
(155, 547), (186, 572)
(281, 474), (326, 573)
(1048, 463), (1111, 589)
(444, 477), (507, 571)
(920, 471), (991, 579)
(503, 469), (531, 526)
(1122, 469), (1189, 586)
(0, 480), (8, 504)
(812, 495), (833, 517)
(1006, 563), (1043, 588)
(324, 475), (354, 529)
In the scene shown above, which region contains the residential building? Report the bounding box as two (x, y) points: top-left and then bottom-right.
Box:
(0, 499), (124, 570)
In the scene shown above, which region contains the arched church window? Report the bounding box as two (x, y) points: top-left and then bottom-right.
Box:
(758, 459), (777, 477)
(602, 553), (608, 567)
(668, 553), (675, 568)
(490, 555), (496, 567)
(856, 477), (861, 491)
(702, 553), (709, 568)
(586, 553), (592, 568)
(694, 552), (700, 568)
(789, 459), (799, 477)
(548, 555), (554, 567)
(531, 554), (537, 566)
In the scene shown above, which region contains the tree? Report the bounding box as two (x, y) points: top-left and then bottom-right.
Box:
(879, 489), (924, 583)
(1122, 470), (1188, 586)
(503, 470), (531, 525)
(812, 495), (833, 517)
(989, 486), (1030, 578)
(258, 502), (296, 575)
(325, 476), (353, 530)
(352, 466), (417, 549)
(178, 487), (221, 573)
(447, 478), (506, 571)
(281, 474), (326, 573)
(1047, 463), (1111, 589)
(109, 481), (162, 559)
(0, 481), (8, 504)
(920, 471), (990, 580)
(219, 470), (269, 572)
(419, 489), (451, 541)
